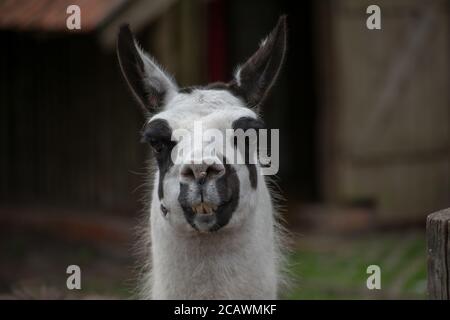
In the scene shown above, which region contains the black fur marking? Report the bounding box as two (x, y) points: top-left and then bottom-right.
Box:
(178, 86), (197, 94)
(178, 83), (231, 95)
(246, 165), (258, 189)
(232, 117), (265, 189)
(178, 162), (240, 232)
(212, 164), (240, 231)
(204, 82), (232, 90)
(232, 117), (265, 131)
(143, 119), (176, 199)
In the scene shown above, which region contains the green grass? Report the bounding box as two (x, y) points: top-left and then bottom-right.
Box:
(1, 229), (427, 299)
(283, 230), (427, 299)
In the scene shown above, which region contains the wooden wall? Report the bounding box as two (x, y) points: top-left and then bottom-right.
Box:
(146, 0), (207, 87)
(0, 1), (208, 214)
(317, 0), (450, 223)
(0, 31), (145, 213)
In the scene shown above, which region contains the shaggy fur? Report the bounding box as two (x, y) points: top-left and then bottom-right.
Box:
(118, 16), (289, 300)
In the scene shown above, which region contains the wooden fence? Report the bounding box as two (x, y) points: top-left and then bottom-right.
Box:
(427, 208), (450, 299)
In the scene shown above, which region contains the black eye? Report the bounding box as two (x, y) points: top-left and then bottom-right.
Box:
(149, 138), (165, 153)
(142, 119), (175, 154)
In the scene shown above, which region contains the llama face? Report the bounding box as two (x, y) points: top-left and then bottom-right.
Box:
(117, 16), (287, 233)
(143, 88), (262, 232)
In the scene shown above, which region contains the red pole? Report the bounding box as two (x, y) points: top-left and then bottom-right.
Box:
(207, 0), (227, 82)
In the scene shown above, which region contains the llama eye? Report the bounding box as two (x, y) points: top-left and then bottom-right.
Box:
(149, 138), (164, 153)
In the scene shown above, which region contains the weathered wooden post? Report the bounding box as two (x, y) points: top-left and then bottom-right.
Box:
(427, 208), (450, 299)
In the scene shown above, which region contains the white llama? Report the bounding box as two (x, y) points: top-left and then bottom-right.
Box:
(117, 16), (288, 299)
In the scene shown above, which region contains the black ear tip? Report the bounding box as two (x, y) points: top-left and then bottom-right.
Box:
(267, 15), (287, 42)
(276, 15), (288, 35)
(118, 23), (133, 41)
(119, 23), (131, 32)
(117, 23), (136, 55)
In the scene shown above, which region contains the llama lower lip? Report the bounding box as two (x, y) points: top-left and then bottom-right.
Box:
(195, 214), (215, 223)
(193, 213), (217, 232)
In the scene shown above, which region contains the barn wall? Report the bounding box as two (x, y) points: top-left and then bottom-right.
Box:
(0, 1), (209, 214)
(0, 31), (146, 213)
(317, 0), (450, 222)
(146, 0), (207, 87)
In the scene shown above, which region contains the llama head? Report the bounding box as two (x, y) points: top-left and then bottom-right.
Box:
(117, 16), (287, 233)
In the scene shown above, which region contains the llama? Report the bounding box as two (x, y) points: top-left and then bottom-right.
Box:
(117, 16), (288, 299)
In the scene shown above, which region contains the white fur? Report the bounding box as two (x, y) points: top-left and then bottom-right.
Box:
(138, 90), (285, 300)
(146, 168), (279, 299)
(234, 67), (242, 87)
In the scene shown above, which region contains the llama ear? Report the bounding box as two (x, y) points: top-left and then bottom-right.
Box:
(117, 24), (178, 115)
(231, 16), (287, 109)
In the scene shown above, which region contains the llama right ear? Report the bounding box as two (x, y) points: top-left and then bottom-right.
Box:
(117, 24), (178, 115)
(231, 16), (287, 109)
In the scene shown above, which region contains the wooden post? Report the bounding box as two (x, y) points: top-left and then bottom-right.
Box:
(427, 208), (450, 299)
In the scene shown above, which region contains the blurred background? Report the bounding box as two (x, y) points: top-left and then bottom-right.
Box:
(0, 0), (449, 299)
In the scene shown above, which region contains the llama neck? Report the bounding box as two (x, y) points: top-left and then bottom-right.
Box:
(148, 184), (278, 299)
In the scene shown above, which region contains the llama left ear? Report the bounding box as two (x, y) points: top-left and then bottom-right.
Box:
(231, 16), (287, 109)
(117, 24), (178, 115)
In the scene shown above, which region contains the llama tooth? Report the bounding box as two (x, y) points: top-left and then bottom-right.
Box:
(204, 203), (212, 214)
(193, 203), (204, 214)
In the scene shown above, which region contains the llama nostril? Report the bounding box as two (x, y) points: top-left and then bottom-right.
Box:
(206, 163), (225, 179)
(181, 166), (195, 179)
(207, 165), (222, 177)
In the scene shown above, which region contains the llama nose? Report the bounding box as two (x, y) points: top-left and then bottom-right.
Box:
(180, 162), (225, 185)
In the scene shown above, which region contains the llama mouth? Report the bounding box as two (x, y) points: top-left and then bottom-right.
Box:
(186, 199), (233, 232)
(179, 195), (236, 232)
(191, 202), (218, 215)
(191, 199), (232, 215)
